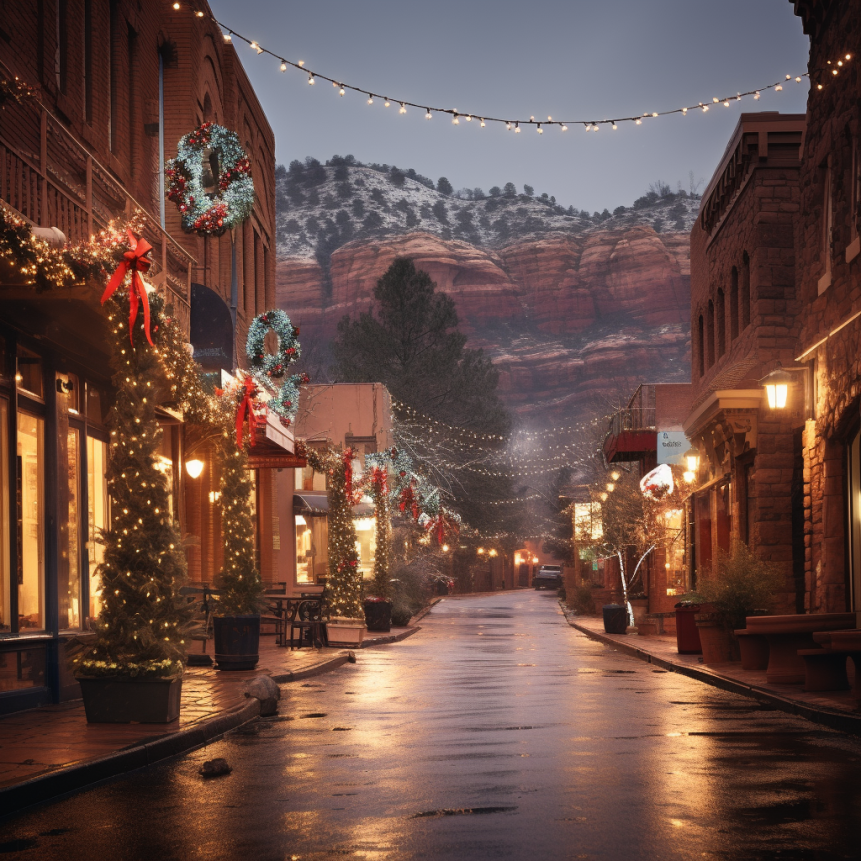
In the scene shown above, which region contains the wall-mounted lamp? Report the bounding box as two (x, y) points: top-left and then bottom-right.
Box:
(761, 367), (793, 410)
(442, 544), (450, 553)
(683, 447), (700, 472)
(477, 547), (485, 555)
(185, 459), (204, 479)
(532, 556), (539, 564)
(489, 549), (498, 557)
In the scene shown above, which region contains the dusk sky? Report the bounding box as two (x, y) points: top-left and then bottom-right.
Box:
(209, 0), (810, 212)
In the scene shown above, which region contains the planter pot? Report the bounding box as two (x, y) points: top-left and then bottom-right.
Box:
(695, 617), (740, 665)
(630, 599), (649, 627)
(674, 605), (703, 655)
(363, 600), (392, 632)
(213, 615), (260, 671)
(78, 675), (182, 723)
(735, 630), (769, 671)
(326, 617), (366, 647)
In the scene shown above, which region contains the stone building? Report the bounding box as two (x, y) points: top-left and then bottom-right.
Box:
(682, 0), (861, 619)
(792, 0), (861, 615)
(0, 0), (279, 713)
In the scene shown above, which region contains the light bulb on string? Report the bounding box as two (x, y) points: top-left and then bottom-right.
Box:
(537, 123), (543, 134)
(280, 61), (287, 72)
(222, 31), (231, 42)
(339, 85), (346, 96)
(425, 108), (432, 119)
(754, 91), (761, 100)
(480, 118), (486, 127)
(399, 102), (407, 113)
(367, 94), (374, 104)
(506, 122), (511, 130)
(308, 73), (314, 85)
(452, 113), (459, 125)
(384, 98), (390, 107)
(515, 122), (520, 132)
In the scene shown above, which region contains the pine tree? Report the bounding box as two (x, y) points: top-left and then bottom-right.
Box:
(74, 294), (191, 678)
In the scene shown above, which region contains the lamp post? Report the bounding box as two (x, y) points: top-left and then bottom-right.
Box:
(185, 458), (204, 478)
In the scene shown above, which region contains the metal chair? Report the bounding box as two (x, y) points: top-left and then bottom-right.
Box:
(288, 598), (327, 649)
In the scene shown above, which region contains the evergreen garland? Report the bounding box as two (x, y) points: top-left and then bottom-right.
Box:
(214, 387), (265, 615)
(365, 453), (392, 598)
(308, 448), (364, 619)
(73, 293), (191, 679)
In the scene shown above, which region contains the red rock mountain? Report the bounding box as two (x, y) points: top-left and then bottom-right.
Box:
(274, 160), (693, 428)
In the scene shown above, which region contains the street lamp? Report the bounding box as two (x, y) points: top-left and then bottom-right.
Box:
(185, 458), (204, 478)
(683, 447), (699, 472)
(761, 367), (793, 410)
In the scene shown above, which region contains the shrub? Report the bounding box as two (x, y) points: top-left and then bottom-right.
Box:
(568, 584), (596, 616)
(688, 541), (782, 631)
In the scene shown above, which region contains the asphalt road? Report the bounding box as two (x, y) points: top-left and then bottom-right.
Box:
(2, 591), (861, 860)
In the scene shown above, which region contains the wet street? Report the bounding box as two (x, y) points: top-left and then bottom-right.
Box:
(2, 591), (861, 860)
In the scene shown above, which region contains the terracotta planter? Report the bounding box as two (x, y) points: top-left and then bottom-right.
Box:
(735, 630), (769, 671)
(78, 676), (182, 723)
(326, 617), (366, 647)
(213, 615), (260, 671)
(695, 617), (739, 665)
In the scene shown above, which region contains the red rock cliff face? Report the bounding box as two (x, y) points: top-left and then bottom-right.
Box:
(276, 227), (691, 426)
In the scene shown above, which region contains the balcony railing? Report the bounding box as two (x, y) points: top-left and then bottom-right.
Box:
(607, 407), (656, 436)
(0, 72), (195, 335)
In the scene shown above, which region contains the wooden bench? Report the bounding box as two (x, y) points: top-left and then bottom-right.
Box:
(797, 630), (861, 695)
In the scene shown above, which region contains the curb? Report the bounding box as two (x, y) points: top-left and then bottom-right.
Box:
(359, 626), (420, 648)
(410, 598), (442, 624)
(0, 651), (352, 820)
(562, 609), (861, 737)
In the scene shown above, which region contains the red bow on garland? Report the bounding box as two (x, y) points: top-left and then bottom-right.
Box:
(399, 479), (419, 521)
(235, 376), (258, 449)
(371, 465), (388, 495)
(101, 230), (155, 346)
(426, 509), (460, 545)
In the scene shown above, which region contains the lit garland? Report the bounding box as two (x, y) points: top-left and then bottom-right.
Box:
(0, 73), (37, 107)
(166, 122), (254, 235)
(173, 4), (850, 136)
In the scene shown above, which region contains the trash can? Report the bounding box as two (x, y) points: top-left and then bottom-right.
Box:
(602, 604), (628, 635)
(674, 603), (703, 654)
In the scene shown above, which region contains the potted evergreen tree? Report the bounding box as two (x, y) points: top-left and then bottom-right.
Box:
(73, 293), (191, 723)
(690, 541), (780, 665)
(309, 447), (366, 646)
(212, 396), (266, 669)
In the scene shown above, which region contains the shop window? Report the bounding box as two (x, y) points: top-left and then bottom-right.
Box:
(695, 493), (712, 577)
(741, 253), (751, 329)
(299, 465), (325, 492)
(16, 346), (43, 399)
(86, 384), (108, 426)
(295, 514), (328, 584)
(354, 515), (377, 581)
(847, 430), (861, 612)
(17, 412), (45, 631)
(0, 398), (9, 631)
(60, 427), (82, 629)
(697, 315), (705, 378)
(707, 300), (715, 368)
(0, 646), (46, 691)
(715, 481), (732, 553)
(716, 288), (726, 358)
(729, 267), (739, 342)
(87, 434), (109, 623)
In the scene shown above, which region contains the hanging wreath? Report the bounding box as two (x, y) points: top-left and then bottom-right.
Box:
(246, 309), (307, 426)
(165, 122), (253, 236)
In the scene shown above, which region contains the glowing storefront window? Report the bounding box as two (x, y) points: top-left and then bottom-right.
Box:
(17, 412), (44, 630)
(87, 435), (109, 622)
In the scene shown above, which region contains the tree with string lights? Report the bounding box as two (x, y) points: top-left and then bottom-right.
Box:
(73, 292), (192, 682)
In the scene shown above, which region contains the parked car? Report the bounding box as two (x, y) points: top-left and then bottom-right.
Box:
(532, 565), (563, 590)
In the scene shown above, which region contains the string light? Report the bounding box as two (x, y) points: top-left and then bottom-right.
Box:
(192, 8), (846, 137)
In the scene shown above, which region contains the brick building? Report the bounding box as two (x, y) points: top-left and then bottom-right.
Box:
(0, 0), (279, 713)
(685, 113), (806, 612)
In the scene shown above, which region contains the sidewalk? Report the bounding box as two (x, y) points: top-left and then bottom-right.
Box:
(0, 626), (419, 817)
(563, 608), (861, 735)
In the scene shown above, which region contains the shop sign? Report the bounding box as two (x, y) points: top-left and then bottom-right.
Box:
(657, 431), (688, 465)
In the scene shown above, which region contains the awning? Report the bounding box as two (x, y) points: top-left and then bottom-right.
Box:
(293, 492), (375, 517)
(246, 411), (308, 469)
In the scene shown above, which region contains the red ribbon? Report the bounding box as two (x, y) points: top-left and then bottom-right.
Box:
(399, 480), (419, 520)
(425, 509), (460, 545)
(343, 448), (354, 499)
(235, 376), (258, 449)
(101, 230), (154, 346)
(371, 465), (388, 495)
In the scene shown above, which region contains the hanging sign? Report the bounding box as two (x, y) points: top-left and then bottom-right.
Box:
(657, 431), (688, 465)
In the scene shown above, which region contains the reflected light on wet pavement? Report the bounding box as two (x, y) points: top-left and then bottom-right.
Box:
(2, 591), (861, 860)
